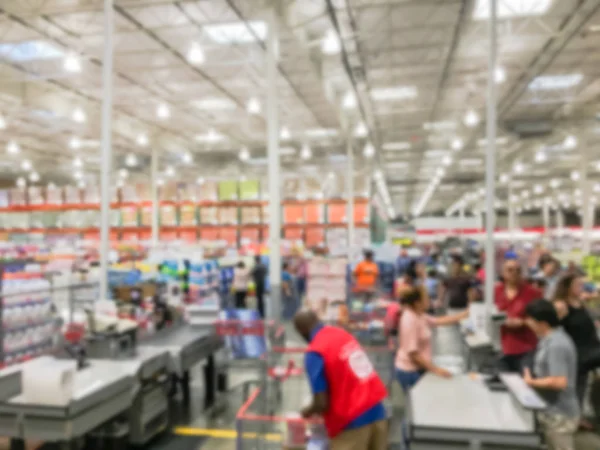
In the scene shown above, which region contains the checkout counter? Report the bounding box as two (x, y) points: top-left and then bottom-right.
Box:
(0, 321), (224, 450)
(406, 314), (546, 449)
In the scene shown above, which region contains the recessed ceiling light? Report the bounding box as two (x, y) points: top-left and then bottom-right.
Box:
(73, 157), (83, 168)
(550, 179), (561, 188)
(73, 170), (83, 180)
(186, 42), (205, 65)
(473, 0), (553, 20)
(6, 140), (19, 154)
(499, 173), (510, 183)
(63, 53), (81, 73)
(157, 178), (164, 186)
(125, 153), (137, 167)
(196, 177), (205, 185)
(165, 166), (175, 177)
(451, 138), (464, 151)
(239, 147), (250, 161)
(571, 170), (580, 181)
(196, 129), (224, 143)
(382, 142), (410, 151)
(321, 29), (341, 54)
(280, 127), (291, 140)
(370, 86), (418, 101)
(535, 151), (547, 163)
(529, 74), (583, 91)
(436, 167), (445, 177)
(442, 156), (452, 166)
(574, 188), (582, 197)
(495, 67), (506, 84)
(534, 184), (544, 194)
(119, 168), (128, 178)
(203, 21), (266, 44)
(29, 172), (39, 183)
(21, 159), (32, 171)
(156, 104), (170, 119)
(563, 135), (577, 149)
(354, 122), (368, 138)
(464, 110), (480, 127)
(342, 91), (356, 109)
(300, 143), (312, 160)
(182, 152), (193, 164)
(136, 134), (148, 146)
(363, 142), (375, 158)
(513, 162), (524, 174)
(72, 107), (86, 123)
(69, 137), (81, 150)
(16, 177), (26, 188)
(521, 190), (530, 198)
(247, 97), (261, 115)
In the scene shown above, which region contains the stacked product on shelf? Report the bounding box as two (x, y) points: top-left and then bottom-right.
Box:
(306, 257), (347, 321)
(188, 260), (220, 306)
(1, 270), (55, 366)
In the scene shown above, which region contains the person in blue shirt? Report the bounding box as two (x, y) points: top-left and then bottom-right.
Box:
(396, 248), (411, 276)
(281, 262), (296, 319)
(300, 311), (388, 448)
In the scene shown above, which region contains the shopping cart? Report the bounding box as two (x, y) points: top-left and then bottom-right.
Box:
(235, 344), (395, 450)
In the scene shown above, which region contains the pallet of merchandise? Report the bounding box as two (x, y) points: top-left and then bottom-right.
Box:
(306, 257), (347, 320)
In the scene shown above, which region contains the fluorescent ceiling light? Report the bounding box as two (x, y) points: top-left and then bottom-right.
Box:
(386, 162), (409, 169)
(550, 179), (561, 188)
(563, 135), (577, 149)
(136, 134), (148, 146)
(499, 173), (510, 183)
(521, 190), (530, 198)
(239, 147), (250, 161)
(280, 127), (291, 140)
(72, 107), (86, 123)
(342, 91), (356, 109)
(29, 172), (39, 183)
(195, 129), (224, 143)
(425, 150), (448, 158)
(6, 140), (19, 154)
(21, 160), (32, 171)
(73, 157), (83, 168)
(204, 21), (266, 44)
(186, 42), (205, 65)
(477, 137), (509, 146)
(165, 166), (175, 177)
(305, 128), (338, 138)
(321, 29), (341, 55)
(69, 137), (81, 150)
(363, 142), (375, 158)
(125, 154), (137, 167)
(513, 162), (524, 174)
(119, 168), (128, 178)
(247, 97), (261, 115)
(473, 0), (553, 20)
(0, 40), (64, 62)
(571, 170), (580, 181)
(192, 98), (236, 111)
(460, 158), (483, 167)
(495, 67), (506, 84)
(464, 110), (480, 127)
(354, 122), (368, 138)
(64, 53), (81, 73)
(370, 86), (418, 101)
(423, 121), (457, 131)
(0, 115), (6, 130)
(382, 142), (410, 151)
(442, 156), (452, 166)
(451, 138), (464, 151)
(196, 177), (205, 185)
(529, 74), (582, 91)
(300, 144), (312, 160)
(182, 152), (193, 164)
(73, 170), (83, 180)
(156, 104), (170, 119)
(16, 177), (26, 188)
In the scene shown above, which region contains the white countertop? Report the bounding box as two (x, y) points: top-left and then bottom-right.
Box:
(411, 373), (535, 433)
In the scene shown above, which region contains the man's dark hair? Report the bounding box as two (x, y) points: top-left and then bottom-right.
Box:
(450, 254), (464, 266)
(364, 250), (374, 260)
(525, 299), (560, 327)
(427, 268), (437, 278)
(400, 287), (423, 306)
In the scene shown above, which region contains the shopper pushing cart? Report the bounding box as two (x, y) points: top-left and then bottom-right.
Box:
(294, 310), (388, 449)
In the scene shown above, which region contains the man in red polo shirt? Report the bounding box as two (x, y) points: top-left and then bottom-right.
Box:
(495, 259), (541, 372)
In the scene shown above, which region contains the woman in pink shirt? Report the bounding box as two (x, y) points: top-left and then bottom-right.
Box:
(396, 288), (469, 388)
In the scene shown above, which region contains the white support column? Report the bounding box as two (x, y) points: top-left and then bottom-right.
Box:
(99, 0), (114, 302)
(542, 199), (550, 245)
(266, 8), (281, 320)
(484, 0), (498, 318)
(508, 184), (516, 236)
(557, 208), (565, 231)
(459, 207), (465, 236)
(346, 133), (354, 262)
(151, 146), (159, 246)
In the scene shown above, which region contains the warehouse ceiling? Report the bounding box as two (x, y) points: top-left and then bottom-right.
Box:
(1, 0), (600, 219)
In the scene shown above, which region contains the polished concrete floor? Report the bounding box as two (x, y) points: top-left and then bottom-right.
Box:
(151, 324), (600, 450)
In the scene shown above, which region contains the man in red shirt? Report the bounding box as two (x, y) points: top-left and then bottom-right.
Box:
(495, 259), (541, 372)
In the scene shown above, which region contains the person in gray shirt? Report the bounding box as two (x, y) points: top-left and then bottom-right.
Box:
(523, 299), (579, 450)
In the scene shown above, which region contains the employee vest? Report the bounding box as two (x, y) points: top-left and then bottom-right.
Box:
(308, 326), (387, 437)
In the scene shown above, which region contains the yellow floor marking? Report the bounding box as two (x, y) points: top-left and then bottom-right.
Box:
(173, 427), (282, 442)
